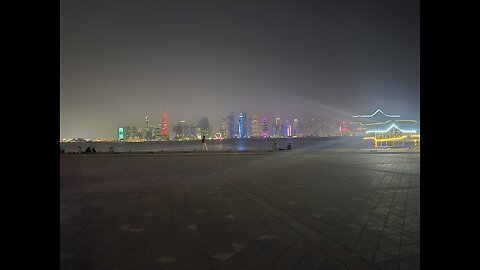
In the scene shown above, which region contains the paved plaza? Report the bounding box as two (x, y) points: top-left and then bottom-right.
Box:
(60, 151), (420, 270)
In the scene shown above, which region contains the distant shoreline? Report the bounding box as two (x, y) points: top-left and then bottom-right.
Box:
(60, 148), (420, 155)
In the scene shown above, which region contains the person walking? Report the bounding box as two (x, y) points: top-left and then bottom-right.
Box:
(202, 136), (208, 151)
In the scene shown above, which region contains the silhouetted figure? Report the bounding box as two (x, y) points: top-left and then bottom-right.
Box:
(85, 147), (92, 153)
(60, 148), (65, 154)
(92, 147), (96, 153)
(287, 143), (292, 150)
(202, 136), (208, 151)
(77, 146), (82, 153)
(108, 146), (114, 153)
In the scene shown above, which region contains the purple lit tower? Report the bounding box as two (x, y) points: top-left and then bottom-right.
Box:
(261, 117), (268, 138)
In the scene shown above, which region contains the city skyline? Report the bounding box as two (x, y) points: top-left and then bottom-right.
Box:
(62, 108), (418, 141)
(60, 0), (419, 139)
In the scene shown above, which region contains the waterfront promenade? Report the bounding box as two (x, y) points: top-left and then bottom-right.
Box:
(60, 150), (420, 270)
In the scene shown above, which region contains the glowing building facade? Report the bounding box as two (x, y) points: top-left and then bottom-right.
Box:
(293, 118), (299, 137)
(250, 114), (259, 137)
(273, 117), (281, 138)
(237, 113), (246, 138)
(160, 111), (169, 140)
(351, 109), (420, 148)
(261, 117), (268, 138)
(198, 117), (210, 138)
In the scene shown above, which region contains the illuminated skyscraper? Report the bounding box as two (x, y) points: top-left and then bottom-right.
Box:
(179, 121), (190, 139)
(190, 124), (199, 139)
(221, 118), (227, 138)
(238, 113), (246, 138)
(198, 117), (210, 138)
(281, 120), (289, 137)
(293, 118), (299, 137)
(227, 112), (235, 139)
(250, 114), (259, 137)
(160, 111), (169, 140)
(339, 120), (350, 136)
(307, 118), (316, 136)
(153, 124), (161, 139)
(144, 116), (149, 129)
(131, 127), (138, 139)
(118, 126), (125, 140)
(261, 117), (268, 138)
(174, 123), (183, 140)
(118, 126), (134, 140)
(274, 117), (281, 138)
(143, 116), (152, 140)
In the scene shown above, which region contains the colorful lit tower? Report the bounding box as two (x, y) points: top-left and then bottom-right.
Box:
(160, 111), (169, 140)
(261, 117), (268, 138)
(238, 113), (246, 138)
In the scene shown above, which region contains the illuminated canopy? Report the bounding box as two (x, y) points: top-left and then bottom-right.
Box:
(366, 124), (416, 133)
(353, 109), (400, 118)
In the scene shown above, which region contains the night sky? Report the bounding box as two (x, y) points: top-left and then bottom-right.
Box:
(60, 0), (419, 139)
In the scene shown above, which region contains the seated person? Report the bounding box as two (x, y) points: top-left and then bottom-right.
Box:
(287, 143), (292, 150)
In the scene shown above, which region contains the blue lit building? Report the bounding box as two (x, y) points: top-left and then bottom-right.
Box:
(238, 112), (246, 138)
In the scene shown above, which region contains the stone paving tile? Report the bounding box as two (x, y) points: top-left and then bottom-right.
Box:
(61, 152), (419, 270)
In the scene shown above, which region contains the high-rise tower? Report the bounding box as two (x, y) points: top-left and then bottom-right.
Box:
(261, 117), (268, 138)
(160, 111), (169, 140)
(293, 118), (299, 137)
(221, 118), (227, 138)
(198, 117), (210, 138)
(274, 117), (281, 138)
(227, 112), (235, 138)
(238, 113), (246, 138)
(143, 116), (152, 140)
(250, 114), (259, 137)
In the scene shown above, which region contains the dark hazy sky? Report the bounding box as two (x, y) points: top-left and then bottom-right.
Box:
(60, 0), (419, 139)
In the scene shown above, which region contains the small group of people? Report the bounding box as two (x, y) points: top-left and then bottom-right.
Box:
(273, 142), (293, 151)
(73, 146), (114, 153)
(76, 146), (97, 153)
